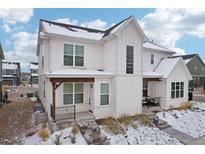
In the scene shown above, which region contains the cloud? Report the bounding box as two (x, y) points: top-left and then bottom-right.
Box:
(55, 18), (108, 30)
(174, 48), (186, 55)
(0, 8), (33, 32)
(4, 32), (37, 72)
(139, 8), (205, 54)
(1, 24), (11, 32)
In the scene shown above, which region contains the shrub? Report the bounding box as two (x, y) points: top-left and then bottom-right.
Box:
(41, 121), (47, 129)
(71, 135), (76, 144)
(137, 114), (151, 126)
(71, 124), (80, 135)
(178, 102), (192, 110)
(38, 128), (50, 141)
(54, 134), (62, 145)
(118, 114), (133, 126)
(102, 117), (122, 135)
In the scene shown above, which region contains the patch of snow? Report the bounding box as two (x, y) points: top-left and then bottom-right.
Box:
(143, 42), (173, 53)
(99, 125), (181, 145)
(192, 101), (205, 111)
(24, 127), (87, 145)
(157, 109), (205, 138)
(2, 63), (18, 69)
(30, 96), (37, 102)
(42, 21), (104, 41)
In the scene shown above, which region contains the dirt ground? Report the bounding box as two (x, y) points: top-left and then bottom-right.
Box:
(0, 86), (37, 145)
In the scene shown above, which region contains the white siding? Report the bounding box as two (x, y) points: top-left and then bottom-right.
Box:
(143, 49), (171, 71)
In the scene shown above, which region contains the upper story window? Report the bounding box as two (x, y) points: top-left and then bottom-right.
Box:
(31, 69), (38, 74)
(151, 54), (154, 64)
(64, 44), (84, 67)
(126, 46), (134, 74)
(10, 70), (16, 74)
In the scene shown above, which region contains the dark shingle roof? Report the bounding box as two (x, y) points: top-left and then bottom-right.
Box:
(170, 54), (197, 60)
(40, 16), (132, 38)
(102, 16), (132, 37)
(40, 19), (104, 34)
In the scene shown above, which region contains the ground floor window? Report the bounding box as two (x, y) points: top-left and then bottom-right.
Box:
(171, 82), (184, 99)
(143, 80), (148, 97)
(63, 82), (83, 105)
(100, 83), (109, 105)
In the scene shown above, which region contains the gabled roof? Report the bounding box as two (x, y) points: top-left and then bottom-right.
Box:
(143, 41), (175, 54)
(153, 57), (192, 79)
(170, 54), (205, 67)
(154, 58), (180, 78)
(30, 62), (38, 69)
(0, 42), (5, 59)
(39, 16), (172, 54)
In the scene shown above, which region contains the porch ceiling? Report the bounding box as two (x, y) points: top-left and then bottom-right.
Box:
(50, 77), (95, 83)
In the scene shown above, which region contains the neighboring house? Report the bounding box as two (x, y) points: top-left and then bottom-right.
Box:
(2, 62), (21, 86)
(171, 54), (205, 88)
(20, 72), (30, 84)
(37, 16), (192, 121)
(29, 62), (38, 85)
(0, 43), (5, 103)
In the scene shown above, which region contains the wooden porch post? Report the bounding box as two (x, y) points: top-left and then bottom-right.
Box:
(52, 82), (56, 121)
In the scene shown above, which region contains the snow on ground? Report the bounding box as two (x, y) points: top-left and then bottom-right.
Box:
(24, 127), (87, 145)
(30, 96), (37, 102)
(157, 104), (205, 138)
(99, 125), (181, 145)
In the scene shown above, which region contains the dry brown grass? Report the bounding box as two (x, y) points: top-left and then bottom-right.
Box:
(177, 102), (193, 110)
(135, 114), (151, 125)
(117, 114), (133, 126)
(71, 124), (80, 135)
(38, 128), (50, 141)
(102, 117), (123, 135)
(0, 97), (35, 144)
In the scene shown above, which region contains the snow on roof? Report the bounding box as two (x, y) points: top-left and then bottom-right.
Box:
(46, 69), (113, 78)
(154, 57), (180, 78)
(41, 20), (104, 41)
(143, 71), (163, 78)
(143, 42), (175, 54)
(31, 73), (38, 76)
(3, 75), (15, 77)
(2, 63), (18, 70)
(30, 63), (38, 69)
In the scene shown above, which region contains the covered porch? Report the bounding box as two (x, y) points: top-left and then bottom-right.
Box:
(47, 69), (113, 122)
(142, 71), (165, 111)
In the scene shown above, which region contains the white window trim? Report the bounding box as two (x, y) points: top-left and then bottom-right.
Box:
(171, 82), (184, 99)
(64, 43), (84, 67)
(100, 82), (111, 106)
(63, 82), (84, 105)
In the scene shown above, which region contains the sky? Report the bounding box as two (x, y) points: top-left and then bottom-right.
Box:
(0, 8), (205, 72)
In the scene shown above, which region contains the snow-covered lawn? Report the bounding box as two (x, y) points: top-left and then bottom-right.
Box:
(100, 124), (181, 145)
(24, 127), (87, 145)
(157, 102), (205, 138)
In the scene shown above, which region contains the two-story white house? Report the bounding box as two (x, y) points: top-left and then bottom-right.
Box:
(37, 16), (192, 121)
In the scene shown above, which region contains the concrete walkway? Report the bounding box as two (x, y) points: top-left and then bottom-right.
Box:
(189, 135), (205, 145)
(162, 126), (195, 144)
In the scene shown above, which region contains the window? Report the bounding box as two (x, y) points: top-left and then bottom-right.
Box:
(143, 80), (148, 97)
(75, 45), (84, 66)
(64, 44), (84, 66)
(64, 44), (73, 66)
(171, 82), (184, 99)
(151, 54), (154, 64)
(42, 56), (44, 67)
(63, 83), (83, 105)
(100, 83), (109, 105)
(126, 46), (134, 74)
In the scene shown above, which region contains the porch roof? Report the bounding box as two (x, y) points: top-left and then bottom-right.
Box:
(143, 71), (163, 78)
(46, 69), (114, 78)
